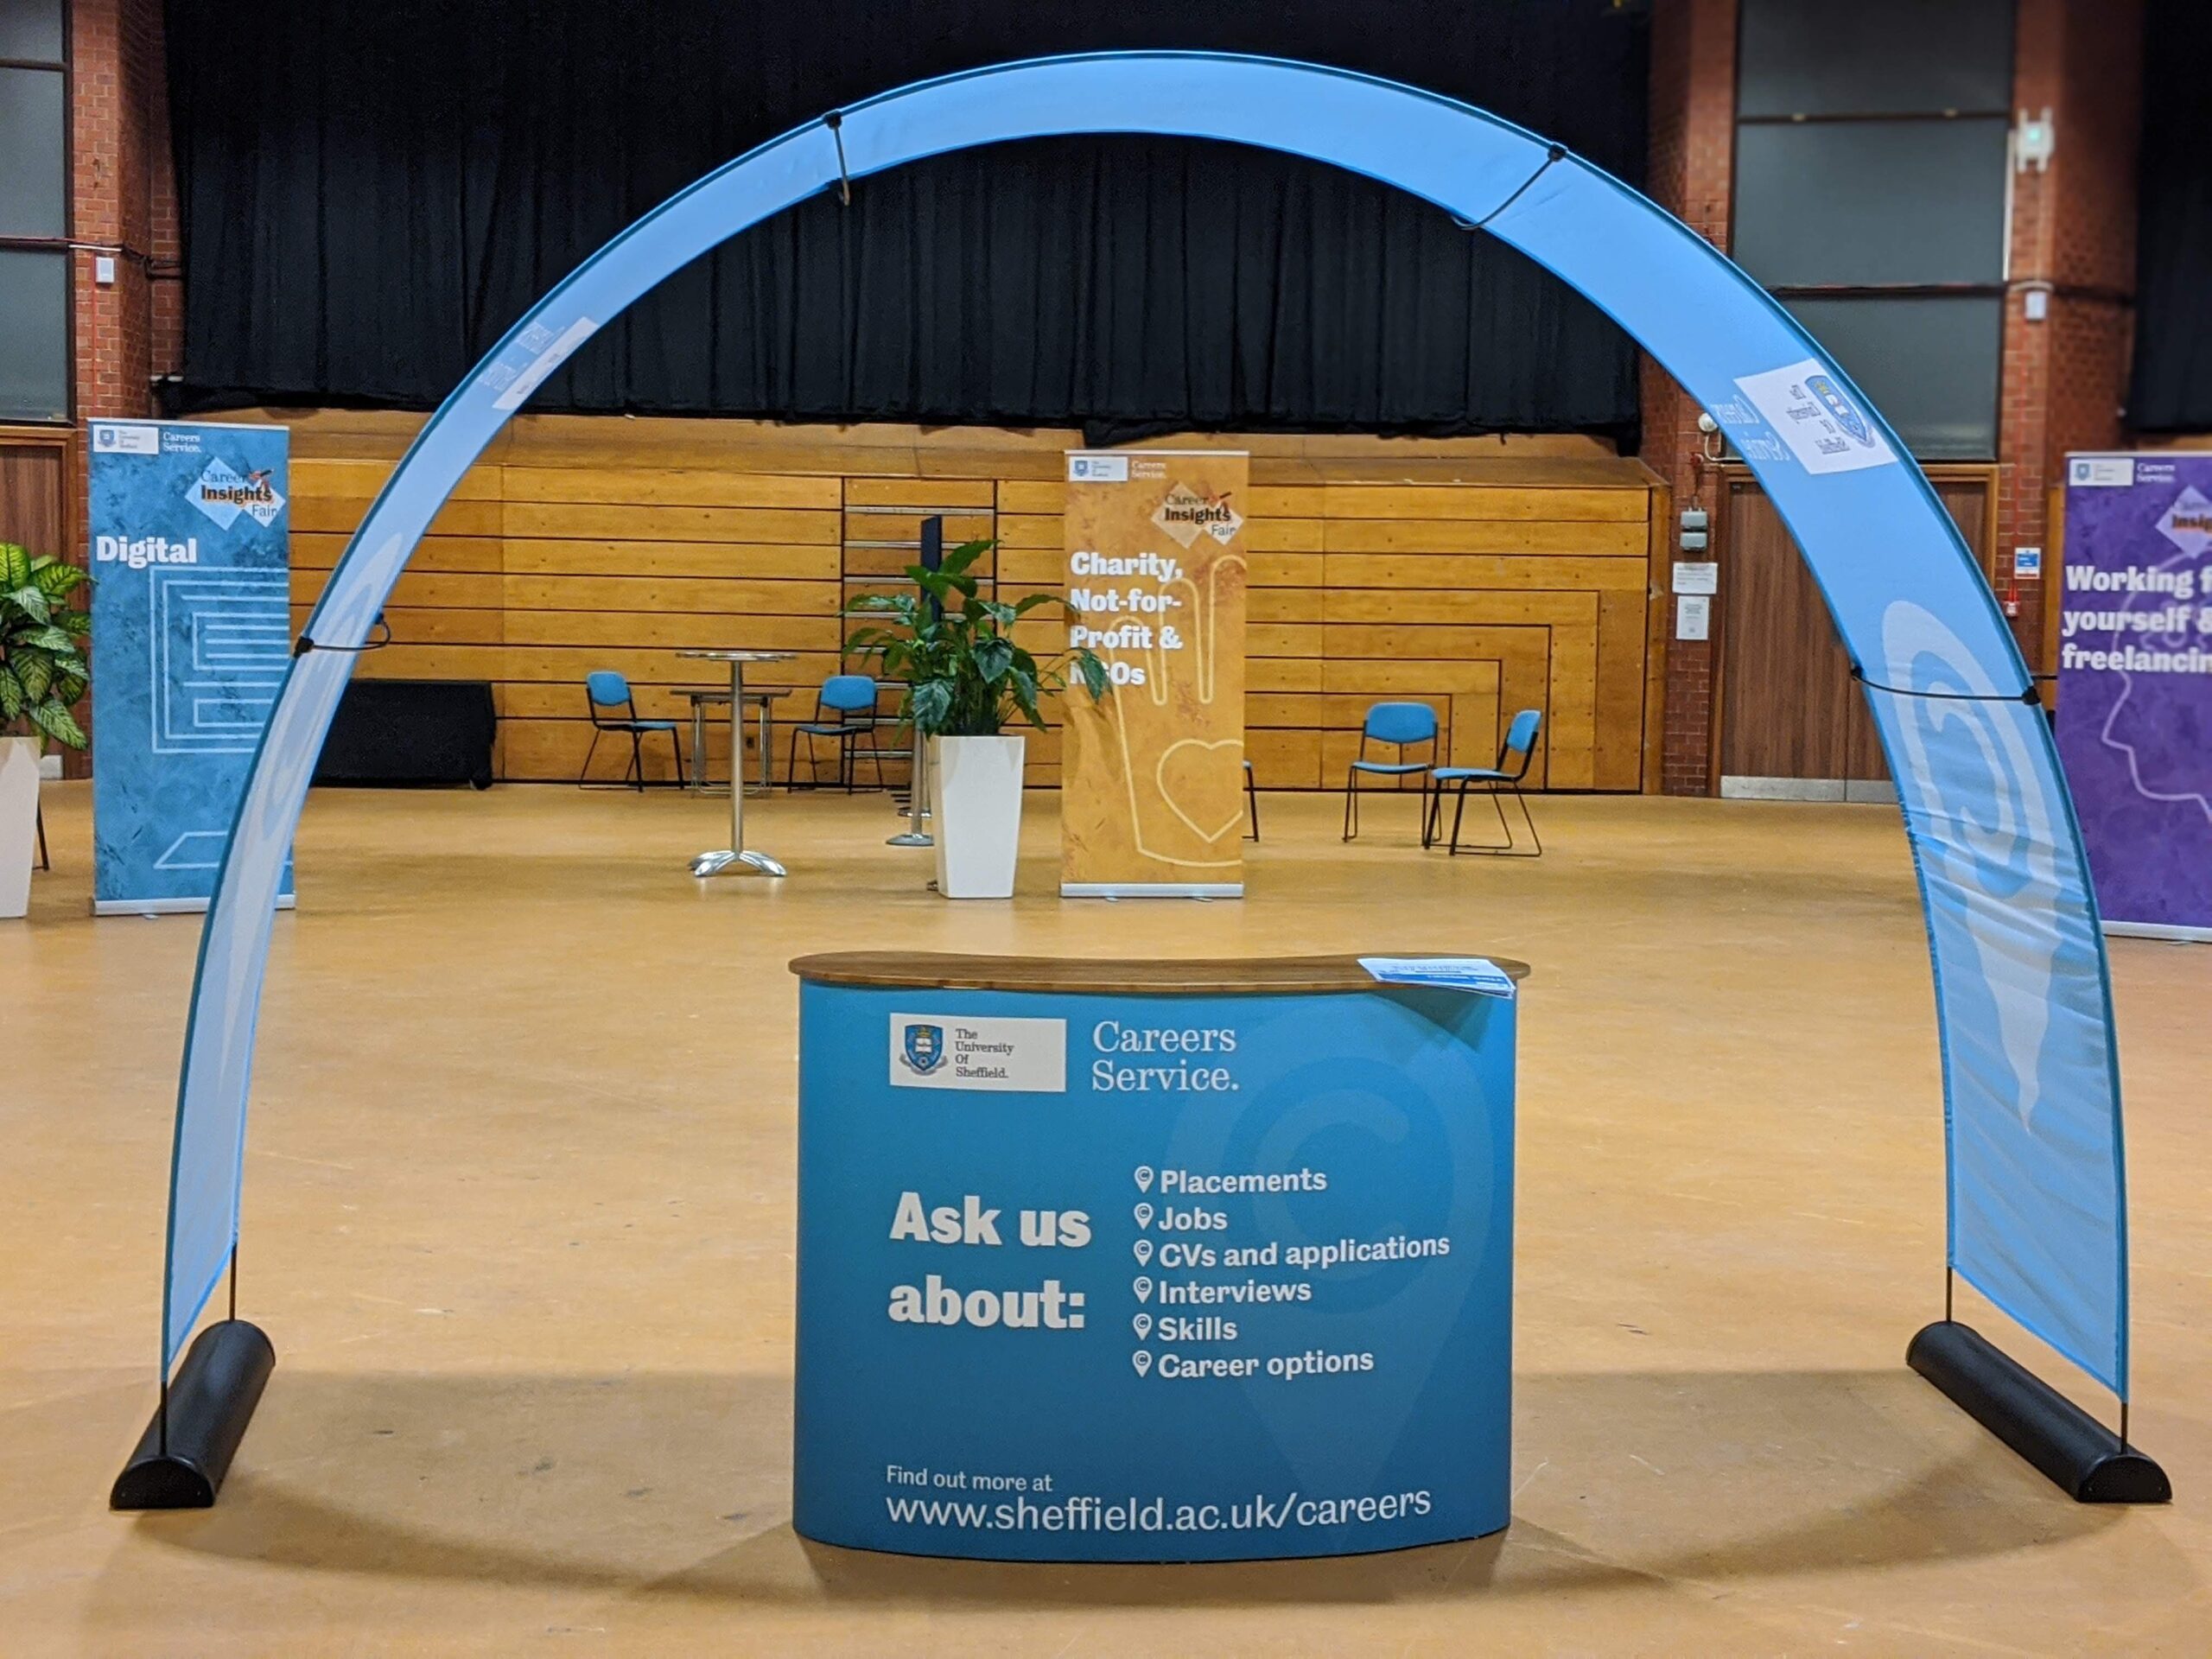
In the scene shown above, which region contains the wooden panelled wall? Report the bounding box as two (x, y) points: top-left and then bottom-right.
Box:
(281, 415), (1667, 791)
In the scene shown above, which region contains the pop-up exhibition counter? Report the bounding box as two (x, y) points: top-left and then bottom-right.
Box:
(789, 950), (1524, 1562)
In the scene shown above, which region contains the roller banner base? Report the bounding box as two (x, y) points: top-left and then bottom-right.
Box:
(1908, 1320), (2170, 1503)
(110, 1320), (275, 1510)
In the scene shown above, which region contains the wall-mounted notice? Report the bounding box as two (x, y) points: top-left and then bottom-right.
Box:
(1061, 450), (1248, 897)
(2056, 452), (2212, 939)
(88, 420), (294, 915)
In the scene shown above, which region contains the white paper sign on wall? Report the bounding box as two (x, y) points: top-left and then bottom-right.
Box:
(1675, 594), (1712, 641)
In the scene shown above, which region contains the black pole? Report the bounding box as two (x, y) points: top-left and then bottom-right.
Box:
(918, 513), (944, 621)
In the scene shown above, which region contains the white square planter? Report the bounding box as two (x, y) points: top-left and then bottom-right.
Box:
(0, 735), (41, 919)
(930, 734), (1025, 899)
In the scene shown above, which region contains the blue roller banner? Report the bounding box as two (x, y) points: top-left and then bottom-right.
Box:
(87, 419), (294, 916)
(794, 977), (1515, 1560)
(152, 54), (2129, 1399)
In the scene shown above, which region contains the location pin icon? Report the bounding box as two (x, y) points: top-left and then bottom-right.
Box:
(1133, 1203), (1154, 1229)
(1133, 1313), (1153, 1339)
(1132, 1276), (1153, 1302)
(1135, 1166), (1155, 1192)
(1131, 1351), (1152, 1376)
(1133, 1239), (1154, 1266)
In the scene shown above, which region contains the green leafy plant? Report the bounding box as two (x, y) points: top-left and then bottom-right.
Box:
(844, 538), (1108, 736)
(0, 542), (91, 750)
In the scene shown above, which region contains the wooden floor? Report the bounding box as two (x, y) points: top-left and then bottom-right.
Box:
(3, 784), (2207, 1656)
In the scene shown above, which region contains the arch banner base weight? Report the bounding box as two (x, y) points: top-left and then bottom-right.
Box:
(1907, 1322), (2169, 1504)
(111, 1319), (274, 1511)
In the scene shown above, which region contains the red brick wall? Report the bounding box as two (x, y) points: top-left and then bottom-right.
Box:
(1643, 0), (2145, 791)
(1640, 0), (1738, 794)
(67, 0), (176, 427)
(1998, 0), (2142, 673)
(60, 0), (175, 774)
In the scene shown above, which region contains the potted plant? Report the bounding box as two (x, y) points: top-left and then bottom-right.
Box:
(847, 539), (1106, 899)
(0, 542), (89, 918)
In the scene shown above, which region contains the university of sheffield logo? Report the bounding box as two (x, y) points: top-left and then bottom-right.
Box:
(901, 1022), (948, 1076)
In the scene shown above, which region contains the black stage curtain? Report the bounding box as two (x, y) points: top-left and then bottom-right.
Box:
(2128, 0), (2212, 432)
(163, 0), (1649, 445)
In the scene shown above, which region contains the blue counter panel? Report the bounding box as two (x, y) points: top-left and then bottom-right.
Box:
(793, 980), (1515, 1561)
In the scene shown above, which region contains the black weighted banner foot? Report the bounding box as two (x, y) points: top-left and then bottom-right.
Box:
(110, 1320), (275, 1510)
(1908, 1319), (2170, 1503)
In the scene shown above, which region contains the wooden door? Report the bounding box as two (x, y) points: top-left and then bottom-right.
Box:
(1717, 465), (1994, 800)
(0, 429), (78, 772)
(0, 432), (67, 559)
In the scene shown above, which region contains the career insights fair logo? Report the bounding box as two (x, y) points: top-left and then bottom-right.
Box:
(1150, 481), (1243, 549)
(186, 457), (285, 531)
(2156, 485), (2212, 557)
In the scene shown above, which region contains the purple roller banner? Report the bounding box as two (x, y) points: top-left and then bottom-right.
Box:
(2056, 452), (2212, 938)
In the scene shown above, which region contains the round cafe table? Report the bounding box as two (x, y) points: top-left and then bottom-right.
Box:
(677, 649), (798, 878)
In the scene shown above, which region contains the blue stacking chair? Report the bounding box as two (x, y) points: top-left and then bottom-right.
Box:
(787, 673), (885, 791)
(1341, 701), (1439, 841)
(581, 670), (685, 791)
(1426, 708), (1544, 856)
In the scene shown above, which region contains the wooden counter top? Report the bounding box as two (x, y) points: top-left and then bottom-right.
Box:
(790, 951), (1530, 996)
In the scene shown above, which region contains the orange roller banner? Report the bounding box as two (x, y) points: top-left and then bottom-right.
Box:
(1060, 449), (1249, 897)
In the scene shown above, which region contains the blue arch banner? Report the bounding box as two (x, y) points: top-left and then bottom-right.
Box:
(156, 53), (2129, 1397)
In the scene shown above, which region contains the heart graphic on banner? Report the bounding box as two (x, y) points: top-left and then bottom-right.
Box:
(1154, 738), (1246, 845)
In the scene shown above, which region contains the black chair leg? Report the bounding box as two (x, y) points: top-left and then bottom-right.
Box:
(1441, 783), (1485, 856)
(1445, 781), (1541, 857)
(1245, 769), (1259, 842)
(667, 728), (686, 789)
(1342, 770), (1357, 842)
(1510, 783), (1542, 856)
(627, 733), (645, 791)
(579, 728), (605, 787)
(35, 804), (49, 871)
